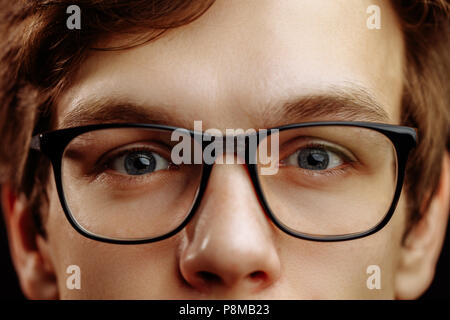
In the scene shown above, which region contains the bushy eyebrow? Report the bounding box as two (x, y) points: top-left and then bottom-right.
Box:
(262, 87), (390, 128)
(59, 98), (190, 129)
(60, 87), (390, 130)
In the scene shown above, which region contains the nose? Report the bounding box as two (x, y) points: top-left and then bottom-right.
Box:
(178, 163), (281, 294)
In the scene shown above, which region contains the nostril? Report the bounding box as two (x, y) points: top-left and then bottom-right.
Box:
(197, 271), (223, 285)
(249, 271), (267, 282)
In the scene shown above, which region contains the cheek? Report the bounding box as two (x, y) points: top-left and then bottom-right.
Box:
(44, 179), (182, 299)
(278, 193), (407, 299)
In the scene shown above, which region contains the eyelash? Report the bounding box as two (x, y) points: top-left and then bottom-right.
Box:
(279, 142), (357, 176)
(92, 146), (175, 177)
(85, 139), (357, 184)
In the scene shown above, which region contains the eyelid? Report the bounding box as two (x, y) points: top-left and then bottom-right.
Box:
(110, 149), (169, 175)
(279, 136), (357, 162)
(92, 141), (172, 175)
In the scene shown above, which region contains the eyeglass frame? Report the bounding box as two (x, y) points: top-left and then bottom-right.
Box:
(30, 121), (417, 244)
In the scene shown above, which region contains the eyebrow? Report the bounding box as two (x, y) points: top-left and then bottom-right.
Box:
(59, 98), (190, 129)
(262, 87), (390, 128)
(59, 87), (390, 130)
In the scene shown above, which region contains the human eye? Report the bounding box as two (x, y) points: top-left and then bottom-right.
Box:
(107, 146), (169, 176)
(85, 142), (178, 190)
(281, 139), (357, 175)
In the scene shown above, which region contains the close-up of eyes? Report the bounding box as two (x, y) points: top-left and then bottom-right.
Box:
(98, 143), (172, 178)
(281, 140), (356, 174)
(1, 0), (450, 305)
(109, 148), (169, 176)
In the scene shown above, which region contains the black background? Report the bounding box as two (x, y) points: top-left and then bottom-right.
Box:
(0, 208), (448, 300)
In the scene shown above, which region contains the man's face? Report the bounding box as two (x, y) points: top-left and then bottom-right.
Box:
(45, 0), (406, 299)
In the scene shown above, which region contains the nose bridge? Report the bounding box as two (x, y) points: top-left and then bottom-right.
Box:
(200, 130), (269, 168)
(201, 133), (250, 165)
(189, 162), (269, 242)
(227, 134), (247, 160)
(179, 163), (281, 291)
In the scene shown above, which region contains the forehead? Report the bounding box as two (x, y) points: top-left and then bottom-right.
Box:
(57, 0), (404, 129)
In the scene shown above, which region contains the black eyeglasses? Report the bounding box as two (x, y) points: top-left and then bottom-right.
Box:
(30, 121), (417, 244)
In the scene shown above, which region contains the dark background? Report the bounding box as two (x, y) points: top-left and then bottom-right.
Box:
(0, 208), (448, 300)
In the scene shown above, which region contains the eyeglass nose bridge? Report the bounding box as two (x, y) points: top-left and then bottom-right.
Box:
(199, 133), (260, 165)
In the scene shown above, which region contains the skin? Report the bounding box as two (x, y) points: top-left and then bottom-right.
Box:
(2, 0), (450, 299)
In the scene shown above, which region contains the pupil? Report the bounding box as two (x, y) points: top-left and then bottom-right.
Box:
(298, 148), (329, 170)
(124, 152), (156, 175)
(134, 157), (150, 170)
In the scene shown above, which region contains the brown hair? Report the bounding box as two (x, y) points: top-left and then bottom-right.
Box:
(0, 0), (449, 235)
(393, 0), (450, 230)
